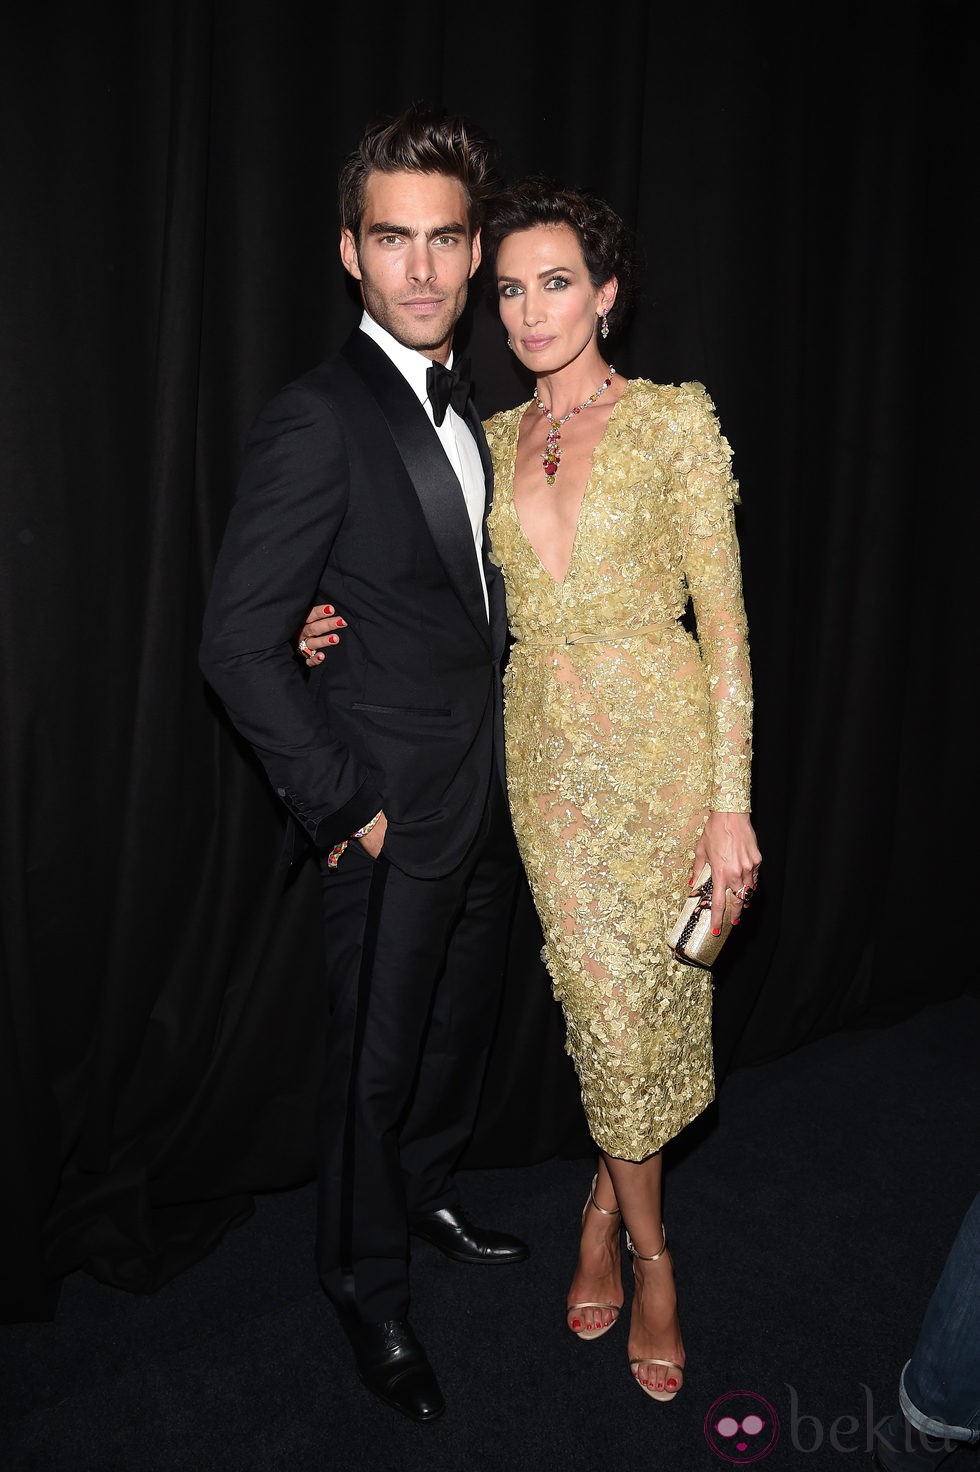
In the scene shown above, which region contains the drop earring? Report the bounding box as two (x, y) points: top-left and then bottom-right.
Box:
(601, 309), (610, 341)
(507, 336), (514, 350)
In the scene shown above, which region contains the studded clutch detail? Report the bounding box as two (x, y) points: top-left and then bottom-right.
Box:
(667, 863), (734, 969)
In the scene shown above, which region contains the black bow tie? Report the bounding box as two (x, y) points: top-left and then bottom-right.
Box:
(426, 357), (472, 426)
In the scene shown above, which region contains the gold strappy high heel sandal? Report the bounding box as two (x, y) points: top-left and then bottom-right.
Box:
(626, 1227), (684, 1401)
(567, 1174), (622, 1341)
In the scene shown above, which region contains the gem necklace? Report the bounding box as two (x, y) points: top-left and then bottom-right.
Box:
(534, 366), (616, 485)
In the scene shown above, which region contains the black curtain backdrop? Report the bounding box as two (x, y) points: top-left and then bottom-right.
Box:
(1, 0), (972, 1322)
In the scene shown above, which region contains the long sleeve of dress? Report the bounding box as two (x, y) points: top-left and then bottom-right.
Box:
(671, 382), (753, 813)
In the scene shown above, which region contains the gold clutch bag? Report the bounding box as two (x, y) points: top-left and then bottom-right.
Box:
(667, 863), (734, 969)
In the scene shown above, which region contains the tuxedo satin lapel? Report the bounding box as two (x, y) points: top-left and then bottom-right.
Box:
(342, 333), (491, 647)
(465, 397), (507, 660)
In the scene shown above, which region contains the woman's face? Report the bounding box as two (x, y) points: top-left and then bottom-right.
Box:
(496, 223), (614, 376)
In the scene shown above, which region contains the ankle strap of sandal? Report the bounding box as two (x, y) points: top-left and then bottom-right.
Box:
(626, 1224), (668, 1261)
(589, 1174), (621, 1217)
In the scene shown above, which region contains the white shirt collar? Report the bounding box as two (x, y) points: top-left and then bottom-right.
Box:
(358, 311), (453, 408)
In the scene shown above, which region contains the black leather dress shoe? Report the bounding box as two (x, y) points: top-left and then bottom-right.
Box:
(408, 1205), (529, 1264)
(340, 1316), (445, 1422)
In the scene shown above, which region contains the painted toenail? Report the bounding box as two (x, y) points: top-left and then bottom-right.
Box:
(572, 1319), (581, 1329)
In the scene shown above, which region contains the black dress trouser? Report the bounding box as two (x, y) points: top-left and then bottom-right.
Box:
(315, 778), (519, 1322)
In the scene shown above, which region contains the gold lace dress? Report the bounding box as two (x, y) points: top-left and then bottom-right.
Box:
(484, 380), (752, 1160)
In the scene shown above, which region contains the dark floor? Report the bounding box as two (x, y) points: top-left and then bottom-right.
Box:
(4, 995), (979, 1472)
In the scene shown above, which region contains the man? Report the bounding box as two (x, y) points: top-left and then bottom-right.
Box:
(872, 1190), (980, 1471)
(199, 105), (525, 1424)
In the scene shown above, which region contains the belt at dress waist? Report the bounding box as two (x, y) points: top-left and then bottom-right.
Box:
(513, 621), (679, 648)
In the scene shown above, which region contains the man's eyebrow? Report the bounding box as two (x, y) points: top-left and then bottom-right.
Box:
(366, 222), (468, 239)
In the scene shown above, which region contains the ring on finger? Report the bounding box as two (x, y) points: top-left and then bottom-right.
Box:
(299, 638), (310, 655)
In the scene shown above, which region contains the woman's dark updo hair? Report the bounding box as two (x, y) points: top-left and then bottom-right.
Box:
(483, 178), (635, 333)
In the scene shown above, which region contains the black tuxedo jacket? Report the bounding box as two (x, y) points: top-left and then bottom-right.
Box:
(200, 330), (508, 879)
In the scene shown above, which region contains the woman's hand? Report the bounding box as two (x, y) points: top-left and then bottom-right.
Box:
(692, 811), (762, 934)
(298, 604), (346, 665)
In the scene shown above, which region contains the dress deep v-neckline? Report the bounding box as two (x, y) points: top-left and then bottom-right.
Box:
(511, 383), (631, 587)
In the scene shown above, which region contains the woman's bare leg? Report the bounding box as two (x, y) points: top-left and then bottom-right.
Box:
(602, 1149), (685, 1392)
(565, 1155), (624, 1333)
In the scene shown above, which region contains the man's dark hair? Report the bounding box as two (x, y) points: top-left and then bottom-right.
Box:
(339, 102), (497, 240)
(483, 178), (636, 331)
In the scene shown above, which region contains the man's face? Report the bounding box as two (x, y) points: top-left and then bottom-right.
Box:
(340, 170), (481, 363)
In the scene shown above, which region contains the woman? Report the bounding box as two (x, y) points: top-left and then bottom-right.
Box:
(301, 180), (760, 1402)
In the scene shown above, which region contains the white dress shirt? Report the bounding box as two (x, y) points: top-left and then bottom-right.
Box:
(358, 312), (489, 621)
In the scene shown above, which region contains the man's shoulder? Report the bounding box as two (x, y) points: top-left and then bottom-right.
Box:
(252, 332), (422, 447)
(282, 345), (357, 402)
(251, 341), (370, 429)
(280, 331), (403, 406)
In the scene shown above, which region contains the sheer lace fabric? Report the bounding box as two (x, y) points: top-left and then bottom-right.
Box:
(484, 380), (752, 1159)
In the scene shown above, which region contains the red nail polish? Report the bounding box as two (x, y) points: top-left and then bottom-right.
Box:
(336, 618), (346, 627)
(571, 1319), (581, 1329)
(667, 1378), (677, 1388)
(732, 918), (740, 926)
(712, 928), (721, 937)
(328, 635), (339, 644)
(323, 605), (334, 615)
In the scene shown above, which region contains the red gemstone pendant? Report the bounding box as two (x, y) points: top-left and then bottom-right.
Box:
(533, 367), (616, 485)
